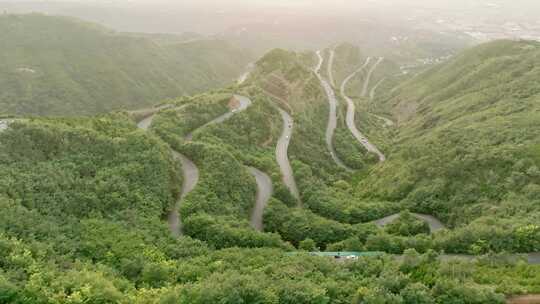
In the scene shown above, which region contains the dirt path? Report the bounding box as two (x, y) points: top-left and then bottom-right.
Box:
(248, 167), (273, 231)
(362, 57), (384, 97)
(340, 58), (386, 162)
(276, 107), (301, 202)
(373, 212), (446, 233)
(315, 50), (354, 172)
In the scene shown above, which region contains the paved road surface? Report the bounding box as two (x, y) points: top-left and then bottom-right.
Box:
(362, 57), (384, 97)
(369, 77), (386, 100)
(238, 63), (255, 85)
(248, 167), (273, 231)
(0, 120), (12, 132)
(315, 50), (354, 172)
(185, 95), (252, 140)
(168, 151), (199, 237)
(327, 49), (336, 87)
(137, 114), (155, 130)
(374, 212), (446, 233)
(395, 253), (540, 265)
(136, 110), (200, 236)
(528, 252), (540, 264)
(131, 104), (173, 127)
(371, 113), (395, 127)
(340, 58), (386, 162)
(276, 107), (300, 201)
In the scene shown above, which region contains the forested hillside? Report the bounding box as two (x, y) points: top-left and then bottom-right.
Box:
(0, 39), (539, 302)
(1, 94), (538, 304)
(0, 14), (253, 116)
(360, 40), (540, 253)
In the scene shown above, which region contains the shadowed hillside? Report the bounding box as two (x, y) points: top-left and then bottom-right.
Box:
(0, 14), (254, 116)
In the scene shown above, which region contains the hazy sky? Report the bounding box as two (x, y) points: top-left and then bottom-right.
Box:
(7, 0), (540, 11)
(2, 0), (540, 35)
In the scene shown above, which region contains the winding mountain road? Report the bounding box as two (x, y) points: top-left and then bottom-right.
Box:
(136, 114), (156, 130)
(375, 214), (540, 264)
(374, 213), (446, 233)
(362, 57), (384, 97)
(327, 49), (336, 87)
(137, 95), (253, 236)
(276, 107), (300, 201)
(261, 89), (300, 203)
(340, 58), (386, 162)
(369, 77), (386, 100)
(371, 113), (395, 127)
(248, 167), (273, 231)
(168, 151), (199, 237)
(185, 95), (252, 141)
(178, 95), (276, 230)
(315, 50), (354, 172)
(136, 109), (200, 236)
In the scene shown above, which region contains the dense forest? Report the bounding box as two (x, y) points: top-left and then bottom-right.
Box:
(0, 34), (539, 302)
(1, 109), (538, 303)
(0, 14), (254, 116)
(357, 40), (540, 253)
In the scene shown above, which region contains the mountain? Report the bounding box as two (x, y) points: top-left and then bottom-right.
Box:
(0, 14), (254, 116)
(359, 39), (540, 252)
(0, 40), (539, 302)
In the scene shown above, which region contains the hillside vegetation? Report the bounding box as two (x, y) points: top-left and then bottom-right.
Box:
(0, 14), (253, 116)
(360, 40), (540, 253)
(0, 39), (539, 302)
(1, 96), (538, 304)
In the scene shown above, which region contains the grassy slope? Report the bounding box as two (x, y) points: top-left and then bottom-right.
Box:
(0, 14), (253, 116)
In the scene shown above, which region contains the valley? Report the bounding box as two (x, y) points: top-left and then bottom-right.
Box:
(0, 12), (539, 304)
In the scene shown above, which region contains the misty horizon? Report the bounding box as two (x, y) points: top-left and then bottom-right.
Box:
(2, 0), (540, 38)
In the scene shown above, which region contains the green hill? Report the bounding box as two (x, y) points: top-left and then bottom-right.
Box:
(0, 41), (539, 302)
(0, 14), (253, 116)
(359, 40), (540, 252)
